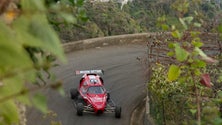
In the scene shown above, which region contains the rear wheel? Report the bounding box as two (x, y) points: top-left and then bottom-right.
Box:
(115, 106), (121, 118)
(70, 88), (78, 99)
(77, 103), (84, 116)
(107, 92), (110, 101)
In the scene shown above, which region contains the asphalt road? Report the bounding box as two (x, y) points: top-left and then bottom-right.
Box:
(27, 44), (147, 125)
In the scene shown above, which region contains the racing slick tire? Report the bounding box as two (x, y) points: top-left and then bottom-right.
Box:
(77, 103), (84, 116)
(115, 106), (121, 118)
(70, 88), (78, 100)
(107, 92), (110, 101)
(77, 95), (85, 103)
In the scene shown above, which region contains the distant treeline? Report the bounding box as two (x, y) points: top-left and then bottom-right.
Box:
(52, 0), (222, 42)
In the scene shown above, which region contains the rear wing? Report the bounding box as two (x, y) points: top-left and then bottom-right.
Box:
(75, 70), (104, 75)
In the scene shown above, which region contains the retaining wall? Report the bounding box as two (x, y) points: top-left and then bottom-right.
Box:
(62, 33), (154, 53)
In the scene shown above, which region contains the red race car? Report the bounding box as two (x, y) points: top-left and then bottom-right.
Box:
(70, 70), (121, 118)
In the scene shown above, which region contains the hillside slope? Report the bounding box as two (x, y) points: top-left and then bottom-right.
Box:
(57, 0), (222, 42)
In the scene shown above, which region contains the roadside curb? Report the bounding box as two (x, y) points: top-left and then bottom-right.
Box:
(144, 96), (155, 125)
(130, 98), (146, 125)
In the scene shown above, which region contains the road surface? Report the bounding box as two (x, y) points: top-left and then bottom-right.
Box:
(27, 44), (147, 125)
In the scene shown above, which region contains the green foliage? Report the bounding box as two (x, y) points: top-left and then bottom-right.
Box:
(148, 63), (222, 125)
(55, 0), (222, 42)
(0, 21), (31, 68)
(48, 0), (87, 24)
(149, 64), (183, 99)
(0, 100), (19, 124)
(149, 64), (194, 125)
(84, 2), (141, 35)
(32, 93), (47, 114)
(0, 0), (84, 124)
(57, 1), (144, 42)
(127, 1), (172, 32)
(179, 16), (193, 30)
(148, 0), (222, 125)
(171, 0), (189, 16)
(174, 43), (189, 62)
(167, 64), (180, 81)
(201, 1), (220, 18)
(219, 24), (222, 33)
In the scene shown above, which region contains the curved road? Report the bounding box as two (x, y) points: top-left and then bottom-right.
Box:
(27, 44), (147, 125)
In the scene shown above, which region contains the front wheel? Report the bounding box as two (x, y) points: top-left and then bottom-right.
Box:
(77, 103), (84, 116)
(115, 106), (121, 118)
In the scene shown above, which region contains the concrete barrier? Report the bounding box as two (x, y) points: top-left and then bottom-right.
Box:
(62, 33), (152, 53)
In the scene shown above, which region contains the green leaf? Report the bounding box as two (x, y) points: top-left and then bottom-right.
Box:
(0, 100), (19, 124)
(13, 14), (65, 62)
(171, 30), (182, 39)
(218, 25), (222, 33)
(21, 0), (46, 11)
(184, 16), (193, 24)
(157, 16), (166, 22)
(194, 11), (198, 16)
(168, 43), (175, 49)
(194, 47), (207, 58)
(213, 117), (222, 125)
(0, 21), (32, 70)
(194, 69), (201, 76)
(192, 41), (203, 47)
(59, 12), (77, 24)
(190, 109), (197, 116)
(174, 44), (189, 62)
(0, 75), (24, 98)
(77, 8), (88, 22)
(16, 94), (31, 106)
(14, 14), (66, 62)
(179, 18), (187, 30)
(178, 77), (186, 83)
(78, 15), (88, 22)
(167, 51), (174, 57)
(190, 31), (200, 37)
(30, 14), (65, 61)
(74, 0), (84, 7)
(217, 91), (222, 98)
(13, 16), (42, 47)
(0, 63), (34, 116)
(58, 86), (65, 96)
(192, 60), (206, 68)
(218, 75), (222, 83)
(188, 58), (193, 63)
(194, 22), (201, 27)
(168, 65), (181, 81)
(161, 24), (169, 30)
(32, 93), (47, 114)
(171, 25), (176, 30)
